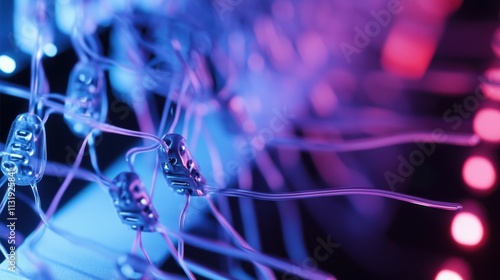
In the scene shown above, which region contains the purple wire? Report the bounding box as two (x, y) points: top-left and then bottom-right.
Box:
(28, 184), (119, 260)
(183, 259), (233, 280)
(167, 77), (190, 134)
(270, 132), (480, 152)
(150, 153), (160, 199)
(206, 196), (277, 280)
(209, 188), (462, 211)
(255, 150), (308, 263)
(158, 90), (173, 137)
(237, 165), (262, 251)
(126, 144), (160, 172)
(88, 137), (112, 185)
(29, 34), (44, 115)
(0, 82), (166, 150)
(178, 195), (190, 260)
(155, 225), (196, 280)
(188, 111), (203, 153)
(36, 98), (169, 150)
(181, 104), (195, 138)
(44, 132), (92, 221)
(159, 225), (336, 280)
(43, 160), (106, 187)
(138, 232), (153, 264)
(131, 231), (141, 255)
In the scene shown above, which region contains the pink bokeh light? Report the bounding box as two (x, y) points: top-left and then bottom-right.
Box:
(473, 108), (500, 142)
(436, 258), (471, 280)
(492, 29), (500, 58)
(481, 68), (500, 101)
(462, 156), (496, 191)
(311, 81), (338, 116)
(382, 25), (436, 79)
(451, 212), (484, 247)
(435, 269), (463, 280)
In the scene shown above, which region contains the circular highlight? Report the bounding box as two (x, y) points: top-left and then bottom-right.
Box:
(473, 108), (500, 142)
(44, 44), (58, 57)
(492, 29), (500, 58)
(435, 269), (463, 280)
(481, 68), (500, 101)
(451, 212), (484, 247)
(0, 55), (16, 74)
(462, 156), (496, 191)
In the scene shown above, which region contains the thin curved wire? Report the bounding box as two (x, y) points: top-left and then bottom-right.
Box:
(42, 159), (110, 191)
(178, 194), (190, 260)
(131, 231), (141, 255)
(138, 232), (152, 264)
(255, 150), (308, 263)
(237, 165), (262, 251)
(29, 33), (44, 115)
(270, 132), (480, 152)
(155, 225), (196, 280)
(167, 77), (190, 134)
(125, 143), (161, 172)
(88, 136), (112, 186)
(0, 83), (167, 149)
(209, 187), (462, 211)
(43, 131), (93, 222)
(184, 259), (232, 280)
(157, 224), (336, 280)
(149, 153), (160, 199)
(206, 196), (276, 280)
(27, 184), (120, 260)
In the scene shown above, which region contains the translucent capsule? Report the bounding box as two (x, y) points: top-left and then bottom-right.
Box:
(158, 134), (206, 196)
(64, 61), (108, 138)
(115, 254), (155, 280)
(109, 172), (159, 232)
(1, 113), (46, 186)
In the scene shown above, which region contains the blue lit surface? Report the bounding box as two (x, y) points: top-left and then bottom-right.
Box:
(0, 114), (235, 279)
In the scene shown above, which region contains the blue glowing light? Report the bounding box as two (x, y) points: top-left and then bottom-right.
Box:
(0, 55), (16, 74)
(43, 44), (58, 57)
